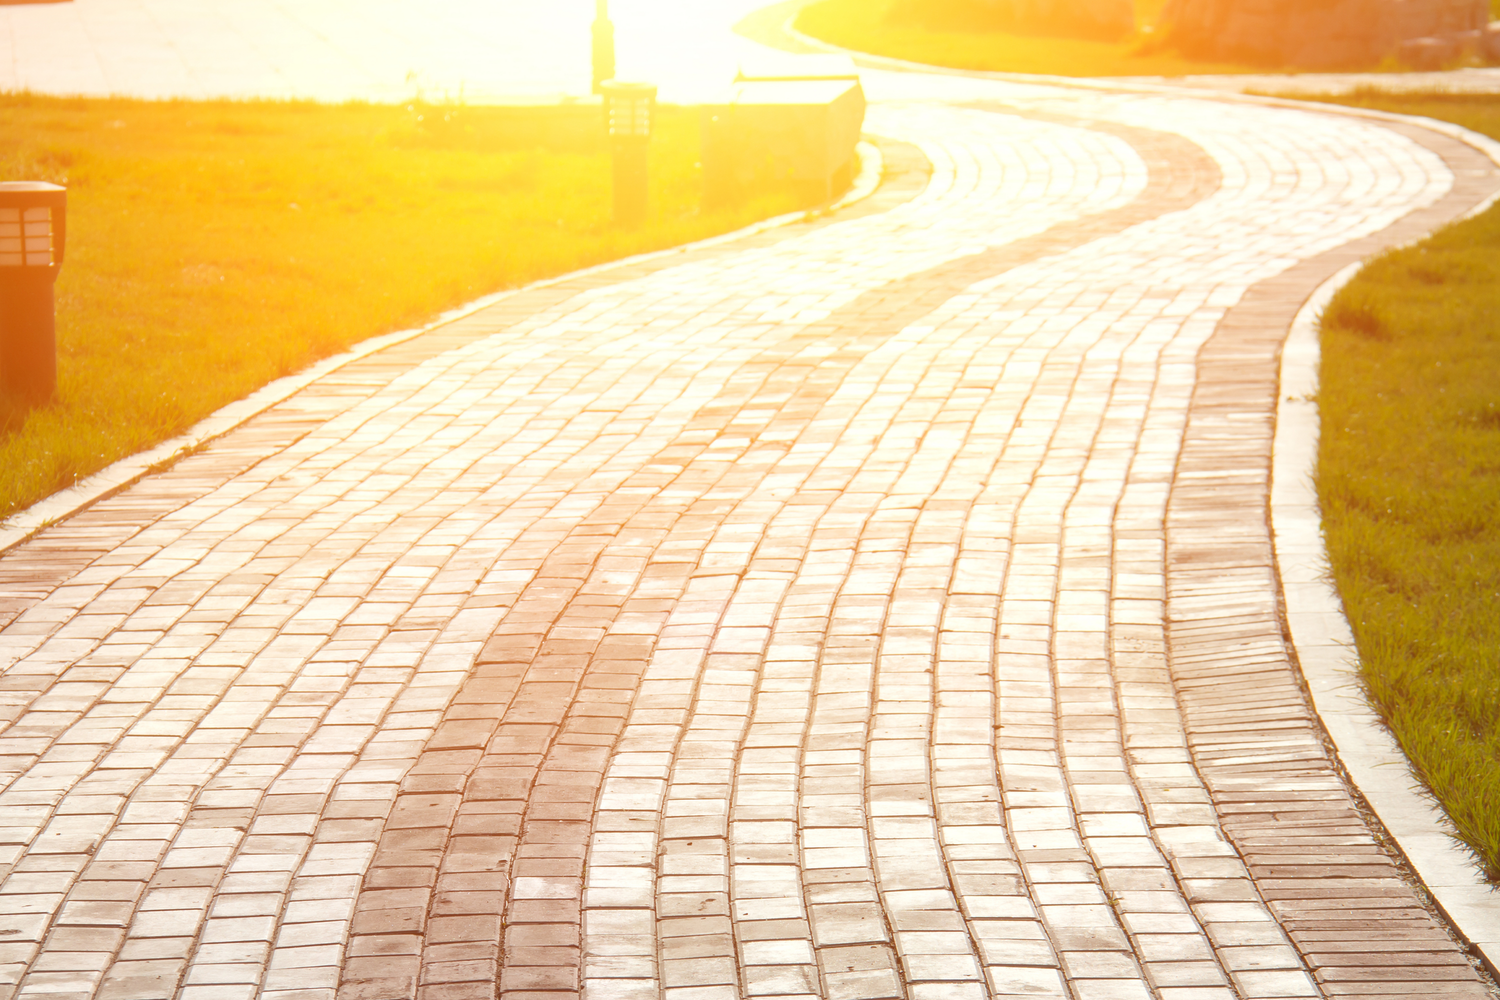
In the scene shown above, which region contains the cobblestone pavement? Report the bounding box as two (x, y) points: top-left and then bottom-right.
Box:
(1, 65), (1499, 1000)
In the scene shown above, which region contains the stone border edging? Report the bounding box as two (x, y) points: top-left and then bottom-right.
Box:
(757, 9), (1500, 973)
(0, 138), (885, 560)
(1274, 266), (1500, 978)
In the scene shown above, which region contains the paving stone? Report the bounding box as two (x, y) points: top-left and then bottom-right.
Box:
(0, 46), (1497, 1000)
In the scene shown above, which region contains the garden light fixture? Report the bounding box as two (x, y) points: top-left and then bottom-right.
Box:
(602, 81), (656, 227)
(0, 182), (66, 405)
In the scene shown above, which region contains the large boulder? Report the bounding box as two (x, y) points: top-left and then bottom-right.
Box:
(1158, 0), (1488, 68)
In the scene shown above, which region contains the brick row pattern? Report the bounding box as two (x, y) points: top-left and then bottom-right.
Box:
(332, 103), (1155, 1000)
(0, 80), (1491, 1000)
(1163, 123), (1500, 1000)
(571, 90), (1475, 1000)
(572, 105), (1159, 1000)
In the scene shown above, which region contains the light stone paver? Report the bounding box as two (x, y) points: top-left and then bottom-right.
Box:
(2, 24), (1500, 1000)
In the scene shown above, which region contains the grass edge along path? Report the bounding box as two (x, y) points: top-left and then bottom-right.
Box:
(793, 0), (1257, 77)
(0, 94), (811, 522)
(1283, 89), (1500, 882)
(787, 0), (1500, 883)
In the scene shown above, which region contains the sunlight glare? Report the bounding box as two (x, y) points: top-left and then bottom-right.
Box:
(0, 0), (791, 103)
(611, 0), (785, 100)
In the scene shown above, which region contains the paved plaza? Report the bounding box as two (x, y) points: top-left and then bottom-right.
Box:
(2, 3), (1499, 1000)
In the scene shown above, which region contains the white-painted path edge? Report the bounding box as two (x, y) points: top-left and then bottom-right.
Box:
(7, 7), (1499, 969)
(781, 12), (1500, 976)
(0, 140), (882, 556)
(1274, 266), (1500, 978)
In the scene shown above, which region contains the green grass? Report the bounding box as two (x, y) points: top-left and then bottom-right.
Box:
(795, 0), (1254, 77)
(0, 94), (806, 520)
(1290, 89), (1500, 879)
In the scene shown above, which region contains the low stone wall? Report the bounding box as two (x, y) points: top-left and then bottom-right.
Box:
(1160, 0), (1489, 68)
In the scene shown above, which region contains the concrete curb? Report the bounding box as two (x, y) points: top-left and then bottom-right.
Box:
(0, 138), (884, 559)
(769, 12), (1500, 974)
(1274, 267), (1500, 978)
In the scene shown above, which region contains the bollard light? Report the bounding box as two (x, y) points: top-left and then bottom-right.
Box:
(602, 81), (656, 228)
(0, 182), (66, 406)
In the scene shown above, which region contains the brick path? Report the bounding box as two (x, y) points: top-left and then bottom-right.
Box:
(1, 77), (1497, 1000)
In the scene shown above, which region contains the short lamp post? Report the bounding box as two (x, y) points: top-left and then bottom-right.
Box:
(591, 0), (615, 95)
(602, 81), (655, 228)
(0, 182), (66, 406)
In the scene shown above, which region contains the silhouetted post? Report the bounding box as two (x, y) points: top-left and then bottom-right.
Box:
(602, 81), (655, 228)
(0, 182), (66, 406)
(591, 0), (615, 94)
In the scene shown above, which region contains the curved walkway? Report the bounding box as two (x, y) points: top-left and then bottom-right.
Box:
(0, 35), (1498, 1000)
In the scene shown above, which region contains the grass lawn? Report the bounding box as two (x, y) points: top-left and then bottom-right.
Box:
(1286, 90), (1500, 880)
(791, 0), (1500, 876)
(0, 95), (806, 521)
(794, 0), (1254, 76)
(795, 0), (1499, 879)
